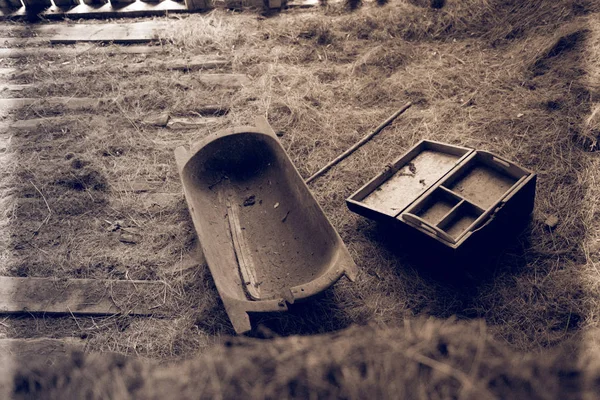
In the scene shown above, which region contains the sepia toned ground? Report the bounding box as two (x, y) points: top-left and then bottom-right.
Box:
(1, 0), (600, 397)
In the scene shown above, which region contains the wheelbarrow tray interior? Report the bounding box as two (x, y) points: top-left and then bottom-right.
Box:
(175, 117), (357, 334)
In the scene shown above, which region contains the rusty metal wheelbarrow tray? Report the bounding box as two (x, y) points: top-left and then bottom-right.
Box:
(175, 117), (357, 334)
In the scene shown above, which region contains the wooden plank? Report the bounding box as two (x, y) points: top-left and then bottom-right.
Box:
(0, 97), (104, 116)
(0, 99), (228, 118)
(25, 20), (171, 45)
(0, 37), (48, 47)
(0, 67), (16, 77)
(0, 276), (168, 315)
(0, 44), (165, 58)
(167, 116), (219, 130)
(0, 83), (31, 92)
(100, 55), (228, 74)
(11, 116), (220, 132)
(2, 56), (229, 80)
(0, 338), (85, 398)
(10, 116), (65, 130)
(152, 55), (229, 71)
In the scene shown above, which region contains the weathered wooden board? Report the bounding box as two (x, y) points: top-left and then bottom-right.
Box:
(0, 37), (48, 47)
(0, 338), (85, 398)
(0, 83), (31, 92)
(10, 116), (64, 130)
(12, 115), (221, 132)
(167, 116), (220, 130)
(72, 54), (229, 75)
(0, 97), (104, 116)
(151, 55), (230, 71)
(0, 276), (168, 315)
(0, 44), (165, 58)
(29, 20), (171, 44)
(0, 67), (16, 77)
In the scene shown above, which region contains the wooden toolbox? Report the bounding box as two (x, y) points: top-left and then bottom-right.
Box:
(347, 140), (536, 258)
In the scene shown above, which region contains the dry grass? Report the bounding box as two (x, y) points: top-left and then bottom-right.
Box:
(11, 318), (591, 399)
(0, 0), (599, 379)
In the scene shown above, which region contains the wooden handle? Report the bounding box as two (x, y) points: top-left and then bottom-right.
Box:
(402, 213), (456, 244)
(306, 102), (412, 184)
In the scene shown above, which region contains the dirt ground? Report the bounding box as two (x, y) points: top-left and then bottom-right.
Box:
(1, 0), (600, 387)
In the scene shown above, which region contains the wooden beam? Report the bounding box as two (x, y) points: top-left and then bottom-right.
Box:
(0, 44), (165, 58)
(0, 55), (227, 81)
(0, 37), (48, 48)
(0, 97), (104, 116)
(0, 83), (31, 92)
(153, 55), (230, 71)
(10, 116), (64, 130)
(88, 55), (229, 74)
(167, 117), (219, 130)
(0, 276), (169, 315)
(0, 67), (16, 77)
(29, 20), (171, 44)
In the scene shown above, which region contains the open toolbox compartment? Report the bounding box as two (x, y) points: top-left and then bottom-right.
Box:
(347, 140), (536, 257)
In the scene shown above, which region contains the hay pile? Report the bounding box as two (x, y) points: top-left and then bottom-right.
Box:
(11, 317), (592, 399)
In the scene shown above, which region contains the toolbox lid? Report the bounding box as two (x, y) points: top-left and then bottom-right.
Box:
(348, 140), (473, 217)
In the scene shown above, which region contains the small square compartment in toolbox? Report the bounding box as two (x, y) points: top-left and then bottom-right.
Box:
(437, 201), (484, 240)
(406, 187), (460, 226)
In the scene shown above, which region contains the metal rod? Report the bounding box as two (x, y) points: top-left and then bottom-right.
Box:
(305, 101), (412, 184)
